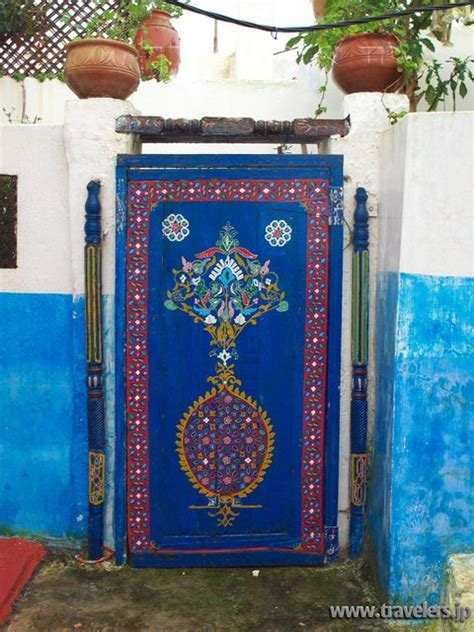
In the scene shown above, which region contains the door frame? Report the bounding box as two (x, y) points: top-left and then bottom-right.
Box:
(114, 154), (344, 565)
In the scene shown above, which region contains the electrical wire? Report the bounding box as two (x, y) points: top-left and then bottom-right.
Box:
(163, 0), (474, 34)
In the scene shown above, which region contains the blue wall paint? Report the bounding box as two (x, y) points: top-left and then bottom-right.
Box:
(0, 292), (87, 538)
(370, 273), (474, 605)
(369, 272), (399, 596)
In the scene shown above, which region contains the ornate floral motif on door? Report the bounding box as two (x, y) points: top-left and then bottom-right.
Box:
(165, 223), (288, 526)
(125, 176), (332, 556)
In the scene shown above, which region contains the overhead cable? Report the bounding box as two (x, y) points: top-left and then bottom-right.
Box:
(163, 0), (474, 34)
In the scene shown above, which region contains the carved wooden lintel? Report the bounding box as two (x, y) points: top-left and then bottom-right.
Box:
(115, 115), (351, 144)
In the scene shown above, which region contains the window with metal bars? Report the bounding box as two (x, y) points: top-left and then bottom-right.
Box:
(0, 175), (18, 269)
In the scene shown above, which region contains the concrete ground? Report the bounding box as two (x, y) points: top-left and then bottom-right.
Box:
(6, 554), (431, 632)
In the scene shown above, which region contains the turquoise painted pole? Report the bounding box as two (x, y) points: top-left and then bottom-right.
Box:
(349, 187), (369, 557)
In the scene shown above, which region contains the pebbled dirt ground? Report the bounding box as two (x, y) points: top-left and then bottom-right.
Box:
(6, 553), (432, 632)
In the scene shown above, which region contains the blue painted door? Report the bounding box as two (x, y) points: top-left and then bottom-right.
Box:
(116, 155), (343, 567)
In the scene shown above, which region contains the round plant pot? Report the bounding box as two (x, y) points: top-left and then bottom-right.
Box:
(134, 10), (181, 79)
(64, 39), (140, 99)
(332, 32), (402, 94)
(311, 0), (326, 19)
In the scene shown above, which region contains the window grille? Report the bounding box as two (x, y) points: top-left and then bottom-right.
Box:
(0, 175), (18, 269)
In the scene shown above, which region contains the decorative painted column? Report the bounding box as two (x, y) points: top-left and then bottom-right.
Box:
(64, 99), (141, 552)
(318, 93), (409, 548)
(84, 180), (106, 561)
(350, 187), (369, 557)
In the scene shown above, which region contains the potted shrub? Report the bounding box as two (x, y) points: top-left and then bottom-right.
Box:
(132, 0), (190, 80)
(288, 0), (473, 113)
(63, 5), (141, 100)
(63, 0), (188, 99)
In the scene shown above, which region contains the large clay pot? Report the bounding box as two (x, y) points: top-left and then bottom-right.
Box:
(332, 32), (402, 94)
(311, 0), (326, 19)
(64, 39), (140, 99)
(134, 10), (180, 79)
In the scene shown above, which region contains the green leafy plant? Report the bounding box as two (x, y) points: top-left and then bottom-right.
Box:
(129, 0), (189, 21)
(315, 73), (329, 117)
(287, 0), (474, 114)
(141, 43), (172, 82)
(2, 106), (42, 124)
(79, 0), (189, 42)
(423, 55), (474, 110)
(0, 0), (35, 38)
(2, 1), (188, 82)
(68, 0), (189, 82)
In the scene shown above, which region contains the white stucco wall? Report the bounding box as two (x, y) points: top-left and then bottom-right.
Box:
(0, 124), (70, 294)
(63, 99), (140, 297)
(318, 92), (409, 548)
(399, 113), (473, 278)
(0, 1), (472, 127)
(377, 117), (409, 276)
(372, 110), (473, 605)
(378, 112), (474, 277)
(63, 99), (141, 545)
(0, 104), (139, 547)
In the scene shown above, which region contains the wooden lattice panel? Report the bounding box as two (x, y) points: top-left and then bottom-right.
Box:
(0, 0), (122, 77)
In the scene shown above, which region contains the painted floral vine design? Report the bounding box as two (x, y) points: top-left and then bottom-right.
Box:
(165, 222), (289, 526)
(165, 222), (288, 370)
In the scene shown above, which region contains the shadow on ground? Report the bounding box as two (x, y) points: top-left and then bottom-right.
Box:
(7, 554), (420, 632)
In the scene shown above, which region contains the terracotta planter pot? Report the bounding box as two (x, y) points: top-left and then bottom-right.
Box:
(332, 32), (402, 94)
(311, 0), (326, 19)
(134, 10), (181, 79)
(64, 39), (140, 99)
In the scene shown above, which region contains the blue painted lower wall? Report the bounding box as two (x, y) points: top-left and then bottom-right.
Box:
(369, 272), (399, 595)
(370, 273), (474, 604)
(0, 292), (87, 539)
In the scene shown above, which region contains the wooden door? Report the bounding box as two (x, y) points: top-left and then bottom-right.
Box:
(116, 155), (343, 567)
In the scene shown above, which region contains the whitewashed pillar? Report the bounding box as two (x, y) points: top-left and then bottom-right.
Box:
(319, 92), (409, 550)
(64, 99), (141, 547)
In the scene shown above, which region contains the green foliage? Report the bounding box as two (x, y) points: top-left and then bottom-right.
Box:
(423, 56), (474, 110)
(141, 42), (172, 82)
(0, 0), (35, 37)
(7, 71), (64, 83)
(11, 71), (26, 81)
(2, 106), (42, 124)
(287, 0), (474, 114)
(286, 0), (402, 71)
(2, 0), (189, 82)
(65, 0), (189, 83)
(314, 73), (329, 117)
(130, 0), (189, 20)
(381, 101), (408, 125)
(149, 54), (171, 83)
(1, 106), (15, 123)
(81, 0), (189, 42)
(36, 71), (64, 82)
